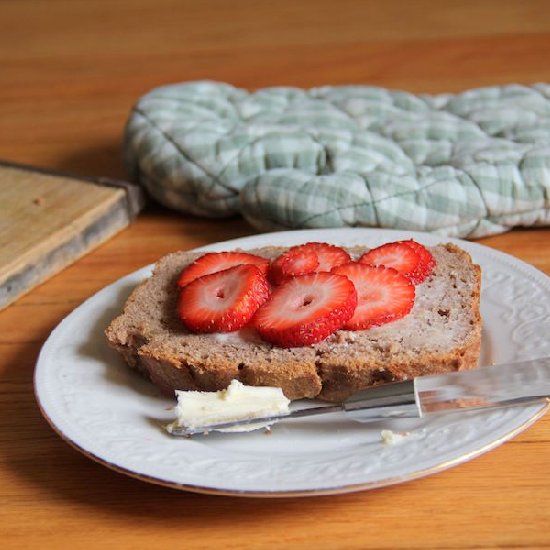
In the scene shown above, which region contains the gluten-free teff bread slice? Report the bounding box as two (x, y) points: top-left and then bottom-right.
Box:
(105, 243), (481, 402)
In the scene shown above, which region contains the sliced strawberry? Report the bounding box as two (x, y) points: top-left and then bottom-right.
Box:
(269, 247), (319, 285)
(269, 242), (350, 284)
(332, 263), (415, 330)
(304, 242), (351, 271)
(358, 242), (424, 283)
(253, 272), (357, 347)
(399, 240), (436, 283)
(177, 265), (270, 332)
(177, 251), (269, 288)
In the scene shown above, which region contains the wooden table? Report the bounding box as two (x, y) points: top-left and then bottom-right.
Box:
(2, 1), (549, 548)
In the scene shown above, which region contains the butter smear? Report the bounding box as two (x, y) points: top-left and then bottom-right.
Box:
(167, 380), (291, 434)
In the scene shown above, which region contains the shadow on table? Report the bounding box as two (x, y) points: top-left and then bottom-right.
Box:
(53, 140), (129, 181)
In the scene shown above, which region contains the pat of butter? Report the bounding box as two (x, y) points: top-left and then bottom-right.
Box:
(380, 429), (409, 445)
(167, 380), (291, 433)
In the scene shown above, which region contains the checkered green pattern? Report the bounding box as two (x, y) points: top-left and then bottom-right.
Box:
(125, 81), (550, 238)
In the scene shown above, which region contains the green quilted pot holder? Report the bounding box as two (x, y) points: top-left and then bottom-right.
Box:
(124, 81), (550, 238)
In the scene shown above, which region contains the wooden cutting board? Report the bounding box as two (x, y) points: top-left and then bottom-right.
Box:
(0, 161), (145, 309)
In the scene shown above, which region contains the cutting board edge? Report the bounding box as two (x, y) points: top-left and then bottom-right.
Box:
(0, 188), (133, 310)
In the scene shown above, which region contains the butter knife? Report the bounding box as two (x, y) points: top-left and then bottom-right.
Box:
(167, 356), (550, 436)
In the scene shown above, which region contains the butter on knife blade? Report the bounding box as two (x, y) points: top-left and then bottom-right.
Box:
(166, 380), (291, 435)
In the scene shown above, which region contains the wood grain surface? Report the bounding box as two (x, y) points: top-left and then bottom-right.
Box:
(1, 1), (549, 548)
(0, 164), (143, 308)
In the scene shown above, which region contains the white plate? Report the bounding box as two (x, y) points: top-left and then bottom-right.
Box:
(34, 228), (550, 496)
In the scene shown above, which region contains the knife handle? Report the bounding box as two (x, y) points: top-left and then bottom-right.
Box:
(342, 380), (421, 422)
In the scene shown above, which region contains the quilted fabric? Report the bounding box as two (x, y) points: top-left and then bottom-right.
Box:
(125, 81), (550, 238)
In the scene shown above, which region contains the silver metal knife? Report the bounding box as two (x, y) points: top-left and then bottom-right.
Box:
(167, 356), (550, 436)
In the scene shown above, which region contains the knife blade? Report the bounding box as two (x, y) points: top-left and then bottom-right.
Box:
(167, 356), (550, 436)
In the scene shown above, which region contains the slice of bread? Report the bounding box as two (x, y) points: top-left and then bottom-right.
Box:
(105, 243), (481, 402)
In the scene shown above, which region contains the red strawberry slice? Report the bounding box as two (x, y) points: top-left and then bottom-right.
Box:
(399, 240), (436, 283)
(304, 242), (351, 271)
(358, 242), (424, 283)
(253, 272), (357, 347)
(177, 251), (269, 288)
(269, 242), (351, 284)
(332, 263), (415, 329)
(269, 247), (319, 285)
(177, 265), (270, 332)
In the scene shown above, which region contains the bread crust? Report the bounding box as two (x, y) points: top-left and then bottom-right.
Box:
(105, 243), (482, 402)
